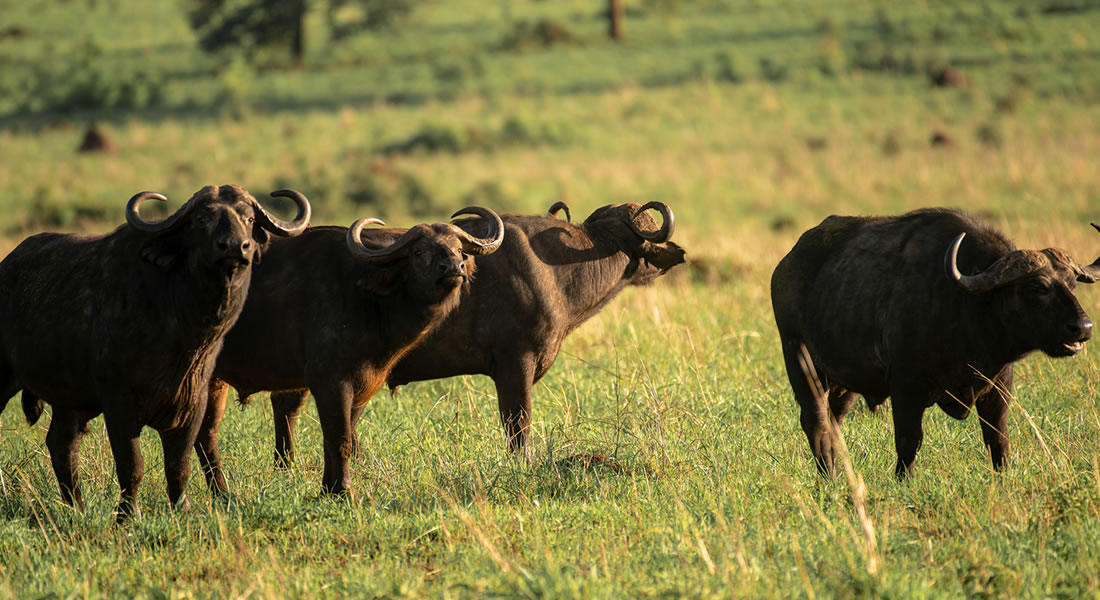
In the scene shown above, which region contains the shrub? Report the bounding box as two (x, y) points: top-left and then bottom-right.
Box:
(379, 123), (471, 155)
(379, 117), (579, 157)
(497, 19), (576, 52)
(346, 166), (441, 218)
(975, 122), (1004, 148)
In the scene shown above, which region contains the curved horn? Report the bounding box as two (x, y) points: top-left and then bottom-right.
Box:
(632, 201), (675, 243)
(125, 191), (198, 234)
(946, 233), (1051, 293)
(1080, 222), (1100, 283)
(448, 206), (504, 256)
(945, 233), (997, 293)
(548, 201), (571, 223)
(346, 218), (430, 263)
(256, 189), (312, 237)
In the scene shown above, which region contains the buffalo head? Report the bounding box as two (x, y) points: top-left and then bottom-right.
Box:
(128, 185), (311, 277)
(946, 228), (1099, 357)
(582, 201), (686, 285)
(346, 206), (504, 302)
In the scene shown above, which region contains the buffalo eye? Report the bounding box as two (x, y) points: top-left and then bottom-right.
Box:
(1026, 282), (1051, 296)
(414, 249), (425, 258)
(246, 216), (255, 225)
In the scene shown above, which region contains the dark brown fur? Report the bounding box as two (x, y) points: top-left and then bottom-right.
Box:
(0, 185), (296, 519)
(267, 203), (685, 464)
(195, 216), (498, 497)
(771, 208), (1095, 478)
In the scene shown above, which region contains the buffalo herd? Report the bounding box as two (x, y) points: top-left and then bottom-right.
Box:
(0, 187), (1097, 518)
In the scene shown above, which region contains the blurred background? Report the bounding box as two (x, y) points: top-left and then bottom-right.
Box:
(0, 0), (1097, 262)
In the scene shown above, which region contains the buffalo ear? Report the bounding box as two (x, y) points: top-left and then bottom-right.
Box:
(141, 239), (180, 271)
(643, 241), (686, 272)
(357, 267), (401, 296)
(251, 224), (271, 263)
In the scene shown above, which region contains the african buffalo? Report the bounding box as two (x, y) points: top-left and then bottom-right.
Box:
(265, 201), (685, 465)
(0, 185), (310, 518)
(771, 208), (1098, 478)
(194, 207), (504, 497)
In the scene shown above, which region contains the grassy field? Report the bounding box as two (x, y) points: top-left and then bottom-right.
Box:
(2, 0), (1100, 597)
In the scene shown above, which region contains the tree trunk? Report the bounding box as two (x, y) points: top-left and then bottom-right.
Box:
(290, 0), (306, 66)
(608, 0), (624, 41)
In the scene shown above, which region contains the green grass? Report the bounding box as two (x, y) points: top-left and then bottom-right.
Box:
(3, 0), (1099, 118)
(3, 0), (1100, 597)
(2, 280), (1099, 597)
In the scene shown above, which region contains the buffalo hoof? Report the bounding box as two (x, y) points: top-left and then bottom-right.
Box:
(209, 489), (234, 509)
(173, 496), (193, 514)
(274, 452), (294, 470)
(115, 502), (142, 524)
(319, 486), (356, 502)
(893, 463), (915, 481)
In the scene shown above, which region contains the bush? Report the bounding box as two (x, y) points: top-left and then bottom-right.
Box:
(19, 185), (110, 231)
(758, 57), (788, 82)
(497, 19), (576, 52)
(975, 122), (1004, 148)
(460, 180), (517, 213)
(346, 165), (441, 218)
(17, 47), (167, 114)
(379, 123), (472, 155)
(379, 116), (579, 157)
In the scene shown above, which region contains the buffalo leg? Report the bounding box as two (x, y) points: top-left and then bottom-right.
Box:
(863, 394), (887, 414)
(160, 407), (206, 513)
(45, 408), (93, 510)
(21, 390), (44, 425)
(103, 410), (145, 521)
(493, 354), (536, 457)
(348, 400), (366, 456)
(271, 389), (310, 468)
(828, 389), (860, 425)
(780, 338), (836, 476)
(891, 398), (926, 479)
(195, 379), (230, 495)
(312, 380), (357, 496)
(977, 371), (1012, 470)
(0, 376), (20, 419)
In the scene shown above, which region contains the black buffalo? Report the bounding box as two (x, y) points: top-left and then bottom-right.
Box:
(194, 207), (504, 497)
(266, 201), (685, 464)
(771, 208), (1098, 477)
(0, 185), (310, 518)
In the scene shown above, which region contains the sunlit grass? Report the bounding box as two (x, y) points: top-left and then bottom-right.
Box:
(2, 12), (1100, 596)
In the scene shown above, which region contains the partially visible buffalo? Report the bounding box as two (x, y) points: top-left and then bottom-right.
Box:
(266, 201), (685, 465)
(771, 208), (1098, 477)
(194, 207), (504, 496)
(0, 185), (310, 518)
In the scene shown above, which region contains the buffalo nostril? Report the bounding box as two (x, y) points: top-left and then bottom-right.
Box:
(217, 240), (229, 251)
(1068, 318), (1093, 340)
(240, 240), (251, 251)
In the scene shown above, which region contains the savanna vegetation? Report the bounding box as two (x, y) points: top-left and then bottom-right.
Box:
(1, 0), (1099, 597)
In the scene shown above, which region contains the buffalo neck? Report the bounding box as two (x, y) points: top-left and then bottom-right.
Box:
(107, 228), (250, 336)
(109, 228), (251, 420)
(939, 290), (1030, 381)
(553, 234), (636, 332)
(360, 283), (461, 370)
